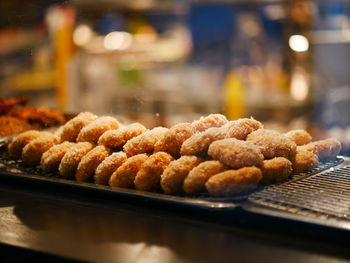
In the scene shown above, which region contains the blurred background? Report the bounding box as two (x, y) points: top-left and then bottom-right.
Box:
(1, 0), (350, 152)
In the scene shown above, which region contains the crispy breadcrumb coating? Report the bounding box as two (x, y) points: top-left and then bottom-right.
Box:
(98, 123), (147, 148)
(22, 134), (59, 165)
(94, 151), (127, 185)
(40, 141), (76, 172)
(109, 154), (148, 188)
(160, 156), (202, 194)
(205, 167), (262, 196)
(123, 127), (168, 156)
(75, 145), (111, 182)
(299, 138), (341, 161)
(192, 114), (228, 132)
(183, 160), (227, 194)
(76, 116), (119, 143)
(208, 138), (264, 169)
(59, 142), (95, 178)
(260, 157), (292, 184)
(154, 123), (195, 158)
(284, 129), (312, 146)
(292, 147), (319, 174)
(134, 152), (174, 191)
(224, 118), (263, 140)
(60, 112), (98, 142)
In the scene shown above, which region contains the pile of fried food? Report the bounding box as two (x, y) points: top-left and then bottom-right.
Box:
(7, 112), (341, 196)
(0, 96), (66, 137)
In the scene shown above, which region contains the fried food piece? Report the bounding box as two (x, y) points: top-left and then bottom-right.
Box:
(205, 167), (262, 196)
(224, 118), (263, 140)
(77, 116), (119, 143)
(75, 145), (111, 182)
(299, 138), (341, 161)
(292, 147), (319, 174)
(183, 160), (227, 194)
(8, 130), (50, 159)
(154, 123), (195, 158)
(208, 138), (264, 169)
(192, 114), (228, 132)
(180, 127), (227, 156)
(98, 123), (147, 148)
(59, 142), (95, 178)
(40, 141), (76, 173)
(246, 129), (297, 160)
(0, 96), (28, 115)
(160, 156), (202, 194)
(22, 134), (59, 165)
(0, 116), (33, 137)
(134, 152), (174, 191)
(60, 112), (98, 142)
(284, 129), (312, 146)
(123, 127), (168, 156)
(109, 154), (148, 188)
(94, 152), (127, 185)
(260, 157), (292, 184)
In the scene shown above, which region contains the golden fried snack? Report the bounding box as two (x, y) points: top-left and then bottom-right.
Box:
(0, 116), (33, 137)
(40, 141), (76, 173)
(292, 147), (319, 174)
(224, 118), (263, 140)
(109, 154), (148, 188)
(22, 134), (59, 165)
(8, 130), (51, 159)
(260, 157), (292, 184)
(246, 129), (297, 160)
(123, 127), (168, 156)
(160, 156), (202, 194)
(192, 114), (228, 132)
(183, 160), (227, 194)
(76, 116), (119, 143)
(180, 127), (227, 156)
(94, 152), (127, 185)
(59, 142), (95, 178)
(75, 145), (111, 182)
(60, 112), (98, 142)
(154, 123), (195, 158)
(98, 123), (147, 148)
(284, 129), (312, 146)
(208, 138), (264, 169)
(205, 167), (262, 196)
(134, 152), (174, 191)
(299, 138), (341, 161)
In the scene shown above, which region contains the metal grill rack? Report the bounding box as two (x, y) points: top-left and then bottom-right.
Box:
(248, 164), (350, 222)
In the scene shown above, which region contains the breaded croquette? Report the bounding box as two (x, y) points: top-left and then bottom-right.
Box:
(224, 118), (263, 140)
(192, 114), (228, 132)
(59, 142), (95, 178)
(160, 156), (202, 194)
(284, 129), (312, 146)
(154, 123), (195, 158)
(22, 133), (59, 165)
(260, 157), (292, 184)
(292, 147), (319, 174)
(183, 160), (227, 194)
(94, 152), (127, 185)
(109, 154), (148, 188)
(123, 127), (168, 156)
(246, 129), (297, 160)
(8, 130), (51, 159)
(134, 152), (174, 191)
(60, 112), (98, 142)
(205, 167), (262, 196)
(180, 127), (227, 156)
(98, 123), (147, 148)
(76, 116), (119, 143)
(299, 138), (341, 161)
(40, 141), (76, 173)
(208, 138), (264, 169)
(75, 145), (111, 182)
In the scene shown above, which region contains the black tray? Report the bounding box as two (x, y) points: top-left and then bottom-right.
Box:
(0, 138), (346, 211)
